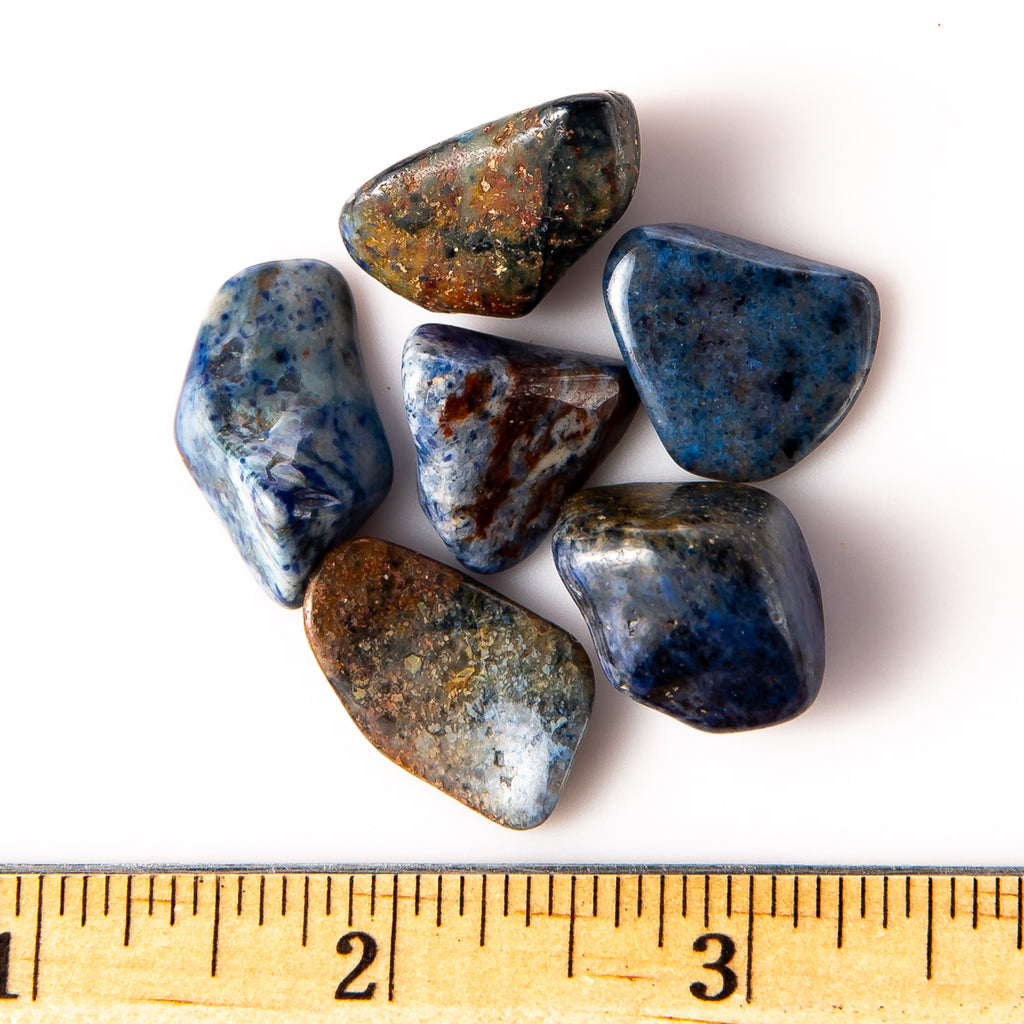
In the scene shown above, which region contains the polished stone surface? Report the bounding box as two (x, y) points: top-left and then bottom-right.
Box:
(604, 224), (879, 481)
(552, 482), (824, 732)
(175, 260), (392, 607)
(341, 92), (640, 317)
(304, 538), (594, 828)
(403, 324), (638, 573)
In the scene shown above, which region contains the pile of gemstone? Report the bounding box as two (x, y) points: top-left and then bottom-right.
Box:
(175, 92), (878, 829)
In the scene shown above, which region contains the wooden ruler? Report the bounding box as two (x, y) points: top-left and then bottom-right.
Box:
(0, 868), (1021, 1022)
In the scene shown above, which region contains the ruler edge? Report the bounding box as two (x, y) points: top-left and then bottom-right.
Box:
(2, 864), (1022, 874)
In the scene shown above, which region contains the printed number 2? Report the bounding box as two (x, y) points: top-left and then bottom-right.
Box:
(0, 933), (17, 999)
(335, 931), (377, 1000)
(689, 932), (737, 1002)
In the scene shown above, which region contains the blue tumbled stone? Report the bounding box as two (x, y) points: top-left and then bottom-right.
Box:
(175, 260), (393, 607)
(552, 482), (824, 732)
(604, 224), (879, 481)
(403, 324), (638, 573)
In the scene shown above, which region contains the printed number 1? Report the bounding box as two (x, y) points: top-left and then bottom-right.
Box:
(0, 933), (17, 999)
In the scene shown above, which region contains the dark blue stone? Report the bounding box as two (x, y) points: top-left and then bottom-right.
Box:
(552, 482), (824, 732)
(403, 324), (637, 573)
(604, 224), (879, 481)
(175, 260), (392, 607)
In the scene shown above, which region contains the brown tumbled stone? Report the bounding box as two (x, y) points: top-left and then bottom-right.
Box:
(340, 92), (640, 317)
(303, 538), (594, 829)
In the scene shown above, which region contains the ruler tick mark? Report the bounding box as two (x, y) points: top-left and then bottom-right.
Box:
(415, 874), (421, 917)
(370, 874), (377, 917)
(149, 875), (155, 917)
(15, 876), (21, 917)
(211, 876), (221, 978)
(31, 875), (43, 1001)
(769, 875), (775, 919)
(59, 875), (66, 917)
(302, 876), (309, 947)
(236, 875), (243, 917)
(837, 876), (844, 949)
(348, 876), (354, 928)
(727, 874), (733, 918)
(657, 874), (665, 948)
(479, 875), (487, 947)
(503, 874), (508, 918)
(459, 875), (465, 918)
(548, 874), (554, 917)
(883, 875), (889, 929)
(567, 875), (577, 978)
(326, 875), (332, 917)
(81, 875), (88, 927)
(815, 875), (821, 919)
(905, 876), (911, 919)
(972, 877), (979, 930)
(592, 874), (598, 917)
(926, 877), (934, 980)
(525, 876), (531, 928)
(259, 875), (266, 927)
(1017, 877), (1022, 950)
(681, 874), (687, 918)
(385, 876), (397, 1003)
(435, 875), (442, 928)
(703, 874), (710, 929)
(792, 875), (799, 929)
(995, 877), (1002, 920)
(614, 876), (620, 928)
(192, 875), (199, 917)
(281, 876), (288, 917)
(105, 875), (111, 917)
(170, 876), (176, 927)
(861, 876), (867, 919)
(950, 876), (956, 919)
(636, 874), (643, 918)
(745, 874), (754, 1004)
(124, 876), (132, 947)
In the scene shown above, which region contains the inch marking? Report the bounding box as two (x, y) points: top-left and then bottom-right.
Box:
(837, 876), (844, 949)
(211, 876), (221, 978)
(387, 874), (398, 1003)
(302, 876), (309, 948)
(31, 876), (42, 1002)
(657, 874), (665, 948)
(926, 876), (934, 980)
(124, 876), (132, 947)
(479, 875), (487, 947)
(567, 875), (577, 978)
(745, 874), (754, 1004)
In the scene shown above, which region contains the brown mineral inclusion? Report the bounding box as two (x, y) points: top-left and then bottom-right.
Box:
(303, 538), (595, 828)
(340, 92), (640, 317)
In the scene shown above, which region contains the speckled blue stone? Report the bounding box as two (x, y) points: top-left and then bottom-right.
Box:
(552, 483), (824, 732)
(604, 224), (879, 481)
(175, 260), (392, 607)
(403, 324), (638, 573)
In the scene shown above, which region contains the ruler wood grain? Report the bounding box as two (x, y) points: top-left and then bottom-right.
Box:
(0, 868), (1021, 1022)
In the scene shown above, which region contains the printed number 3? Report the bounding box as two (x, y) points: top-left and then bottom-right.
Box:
(689, 932), (738, 1001)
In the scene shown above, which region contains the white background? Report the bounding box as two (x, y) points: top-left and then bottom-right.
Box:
(3, 2), (1021, 868)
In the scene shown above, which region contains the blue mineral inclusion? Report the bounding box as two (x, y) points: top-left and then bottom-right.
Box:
(552, 482), (825, 732)
(175, 260), (392, 607)
(604, 224), (879, 481)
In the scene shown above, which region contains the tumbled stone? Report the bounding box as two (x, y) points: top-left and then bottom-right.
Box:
(552, 483), (824, 732)
(175, 260), (392, 607)
(604, 224), (879, 481)
(341, 92), (640, 317)
(303, 538), (594, 828)
(403, 324), (639, 573)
